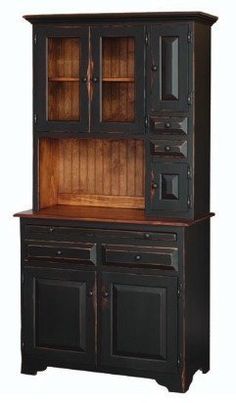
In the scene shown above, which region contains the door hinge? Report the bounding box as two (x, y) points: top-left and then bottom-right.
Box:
(145, 32), (149, 46)
(187, 166), (192, 179)
(177, 355), (182, 367)
(187, 31), (192, 43)
(187, 195), (192, 209)
(177, 282), (182, 298)
(34, 114), (37, 124)
(145, 115), (149, 129)
(187, 92), (192, 105)
(34, 33), (37, 45)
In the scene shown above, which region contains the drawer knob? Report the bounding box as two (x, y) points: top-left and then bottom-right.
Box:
(152, 183), (158, 189)
(89, 290), (93, 297)
(49, 226), (55, 233)
(57, 250), (62, 256)
(152, 64), (158, 71)
(82, 77), (87, 83)
(165, 122), (171, 129)
(165, 145), (171, 152)
(135, 255), (141, 261)
(103, 291), (109, 298)
(144, 233), (150, 239)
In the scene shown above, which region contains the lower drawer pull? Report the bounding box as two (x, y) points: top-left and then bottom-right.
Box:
(144, 233), (150, 239)
(57, 250), (62, 256)
(135, 255), (141, 261)
(165, 145), (171, 152)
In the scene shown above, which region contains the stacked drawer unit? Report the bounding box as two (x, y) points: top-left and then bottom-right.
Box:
(147, 114), (192, 217)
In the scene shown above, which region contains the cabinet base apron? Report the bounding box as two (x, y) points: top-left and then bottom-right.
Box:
(21, 354), (209, 393)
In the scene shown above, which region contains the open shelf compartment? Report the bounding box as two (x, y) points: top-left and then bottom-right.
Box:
(39, 137), (145, 211)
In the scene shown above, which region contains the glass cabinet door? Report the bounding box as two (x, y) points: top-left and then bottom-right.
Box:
(91, 27), (145, 134)
(34, 27), (89, 131)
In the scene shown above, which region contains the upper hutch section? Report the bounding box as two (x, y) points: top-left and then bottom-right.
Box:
(24, 12), (217, 220)
(27, 12), (217, 135)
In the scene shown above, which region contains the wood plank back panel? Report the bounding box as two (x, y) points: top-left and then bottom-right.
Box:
(39, 138), (59, 208)
(39, 138), (145, 209)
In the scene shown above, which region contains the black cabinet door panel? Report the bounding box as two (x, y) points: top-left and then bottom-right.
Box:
(148, 24), (189, 113)
(150, 162), (189, 213)
(22, 268), (96, 366)
(100, 272), (178, 372)
(34, 27), (89, 132)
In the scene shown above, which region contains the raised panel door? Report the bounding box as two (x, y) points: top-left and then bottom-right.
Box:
(147, 24), (189, 113)
(100, 272), (178, 372)
(22, 268), (96, 366)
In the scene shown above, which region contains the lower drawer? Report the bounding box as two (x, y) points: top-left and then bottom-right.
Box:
(24, 242), (96, 265)
(102, 244), (178, 270)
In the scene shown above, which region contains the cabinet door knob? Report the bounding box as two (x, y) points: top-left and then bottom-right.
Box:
(89, 290), (93, 297)
(135, 255), (141, 261)
(49, 226), (54, 233)
(152, 183), (158, 189)
(103, 291), (109, 298)
(165, 145), (171, 152)
(57, 250), (62, 256)
(82, 77), (87, 83)
(152, 65), (158, 71)
(92, 77), (99, 83)
(165, 122), (171, 129)
(144, 233), (150, 239)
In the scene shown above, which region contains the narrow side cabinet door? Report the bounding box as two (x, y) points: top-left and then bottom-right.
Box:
(100, 272), (178, 373)
(90, 26), (145, 134)
(34, 27), (89, 132)
(22, 268), (96, 366)
(149, 162), (189, 214)
(147, 23), (190, 112)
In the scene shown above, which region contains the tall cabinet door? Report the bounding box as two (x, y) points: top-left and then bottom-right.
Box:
(22, 268), (96, 367)
(34, 27), (89, 131)
(100, 272), (178, 373)
(147, 24), (190, 113)
(90, 26), (145, 134)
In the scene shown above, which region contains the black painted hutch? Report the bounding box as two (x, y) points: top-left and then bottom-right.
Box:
(15, 12), (217, 392)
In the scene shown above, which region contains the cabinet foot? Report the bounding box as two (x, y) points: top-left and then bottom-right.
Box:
(155, 373), (191, 393)
(21, 356), (47, 376)
(201, 365), (210, 374)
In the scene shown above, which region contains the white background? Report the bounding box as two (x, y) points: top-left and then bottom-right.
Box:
(0, 0), (235, 402)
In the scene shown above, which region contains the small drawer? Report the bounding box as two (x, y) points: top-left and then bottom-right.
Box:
(24, 242), (96, 265)
(102, 244), (178, 270)
(150, 139), (187, 158)
(24, 224), (96, 241)
(24, 224), (177, 243)
(150, 116), (188, 135)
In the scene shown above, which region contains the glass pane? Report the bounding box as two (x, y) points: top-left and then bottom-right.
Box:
(102, 37), (135, 122)
(48, 38), (80, 121)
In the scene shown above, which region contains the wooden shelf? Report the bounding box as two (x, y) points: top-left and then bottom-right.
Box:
(49, 77), (80, 82)
(102, 77), (134, 82)
(14, 205), (215, 227)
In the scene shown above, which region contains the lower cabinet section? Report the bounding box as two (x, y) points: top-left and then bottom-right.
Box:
(100, 272), (178, 372)
(22, 268), (96, 366)
(22, 268), (178, 374)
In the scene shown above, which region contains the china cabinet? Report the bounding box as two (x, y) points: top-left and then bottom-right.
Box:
(15, 11), (217, 392)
